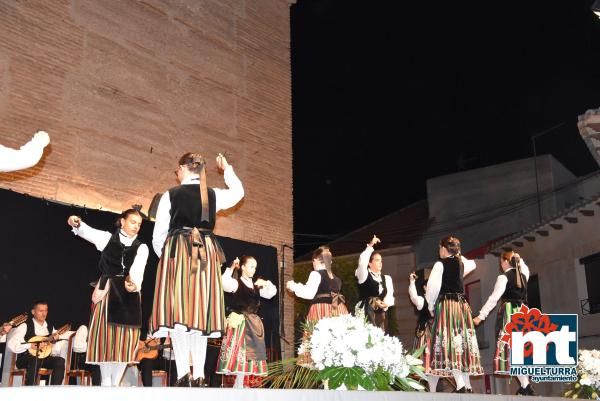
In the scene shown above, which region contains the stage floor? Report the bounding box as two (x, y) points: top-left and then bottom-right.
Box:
(0, 386), (568, 401)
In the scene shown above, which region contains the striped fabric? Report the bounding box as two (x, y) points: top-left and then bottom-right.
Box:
(427, 298), (484, 376)
(217, 316), (267, 376)
(86, 289), (140, 364)
(150, 233), (225, 335)
(494, 301), (522, 374)
(413, 321), (432, 372)
(306, 302), (349, 325)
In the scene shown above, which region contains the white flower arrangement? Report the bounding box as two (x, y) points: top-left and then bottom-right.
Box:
(302, 314), (424, 391)
(565, 349), (600, 399)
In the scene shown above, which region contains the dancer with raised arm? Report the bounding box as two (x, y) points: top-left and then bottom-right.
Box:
(150, 152), (244, 387)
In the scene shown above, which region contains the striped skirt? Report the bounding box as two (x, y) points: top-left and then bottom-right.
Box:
(413, 320), (432, 372)
(150, 232), (225, 336)
(86, 289), (140, 364)
(427, 295), (484, 376)
(217, 315), (267, 376)
(494, 301), (522, 374)
(306, 302), (349, 325)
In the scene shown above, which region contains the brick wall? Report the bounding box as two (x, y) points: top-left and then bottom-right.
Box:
(0, 0), (295, 357)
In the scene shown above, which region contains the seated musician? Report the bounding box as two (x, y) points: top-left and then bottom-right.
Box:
(7, 301), (65, 385)
(69, 325), (101, 386)
(137, 334), (177, 387)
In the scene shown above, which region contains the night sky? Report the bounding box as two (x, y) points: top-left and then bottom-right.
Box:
(291, 0), (600, 257)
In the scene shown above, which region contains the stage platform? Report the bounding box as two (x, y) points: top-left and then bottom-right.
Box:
(0, 386), (567, 401)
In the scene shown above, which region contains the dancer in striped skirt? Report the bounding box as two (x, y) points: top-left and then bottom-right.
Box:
(150, 152), (244, 387)
(287, 246), (349, 366)
(473, 251), (534, 396)
(408, 272), (439, 392)
(425, 236), (483, 393)
(67, 209), (148, 386)
(218, 256), (277, 388)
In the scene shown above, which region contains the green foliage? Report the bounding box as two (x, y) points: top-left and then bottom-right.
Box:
(564, 379), (600, 399)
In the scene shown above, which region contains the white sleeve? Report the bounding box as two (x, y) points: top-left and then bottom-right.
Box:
(259, 280), (277, 299)
(426, 261), (444, 315)
(408, 280), (424, 311)
(72, 325), (88, 353)
(128, 244), (148, 290)
(383, 275), (394, 308)
(462, 255), (476, 276)
(477, 275), (508, 320)
(0, 136), (46, 173)
(152, 192), (171, 257)
(72, 221), (111, 251)
(214, 166), (245, 212)
(520, 259), (530, 281)
(290, 271), (322, 300)
(7, 323), (30, 353)
(221, 267), (239, 293)
(355, 245), (373, 284)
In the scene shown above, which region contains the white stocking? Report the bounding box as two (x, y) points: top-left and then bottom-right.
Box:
(518, 375), (529, 388)
(170, 331), (191, 379)
(452, 370), (465, 390)
(426, 375), (439, 392)
(110, 363), (127, 387)
(463, 372), (471, 390)
(190, 335), (208, 379)
(234, 374), (245, 388)
(100, 364), (112, 386)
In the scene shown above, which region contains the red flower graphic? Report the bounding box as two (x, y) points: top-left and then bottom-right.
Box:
(500, 305), (558, 357)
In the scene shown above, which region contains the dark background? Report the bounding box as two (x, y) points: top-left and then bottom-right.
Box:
(291, 0), (600, 257)
(0, 188), (280, 357)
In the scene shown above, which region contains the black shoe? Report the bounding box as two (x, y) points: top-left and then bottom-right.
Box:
(466, 388), (473, 393)
(175, 373), (192, 387)
(191, 377), (206, 387)
(453, 387), (466, 393)
(523, 384), (535, 396)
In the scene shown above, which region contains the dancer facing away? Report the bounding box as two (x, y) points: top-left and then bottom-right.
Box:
(355, 235), (395, 331)
(408, 271), (439, 392)
(150, 152), (244, 387)
(68, 209), (148, 386)
(473, 251), (535, 396)
(425, 236), (483, 393)
(287, 246), (349, 366)
(218, 256), (277, 388)
(0, 130), (50, 172)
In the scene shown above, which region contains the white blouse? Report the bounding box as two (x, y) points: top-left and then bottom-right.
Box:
(0, 132), (49, 172)
(408, 279), (425, 311)
(425, 256), (476, 315)
(221, 267), (277, 299)
(72, 221), (149, 291)
(477, 260), (530, 320)
(152, 165), (244, 257)
(354, 245), (395, 308)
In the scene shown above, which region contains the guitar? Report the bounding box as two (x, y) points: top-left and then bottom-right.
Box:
(1, 313), (28, 334)
(135, 337), (172, 362)
(27, 323), (71, 359)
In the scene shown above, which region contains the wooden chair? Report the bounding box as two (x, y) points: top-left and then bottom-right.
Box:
(8, 352), (53, 386)
(63, 332), (92, 385)
(137, 368), (168, 387)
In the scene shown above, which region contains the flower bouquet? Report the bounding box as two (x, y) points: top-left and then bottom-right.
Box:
(306, 314), (425, 391)
(564, 349), (600, 399)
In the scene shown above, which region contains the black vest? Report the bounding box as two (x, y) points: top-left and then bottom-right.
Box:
(98, 231), (142, 277)
(168, 185), (217, 231)
(230, 277), (262, 314)
(439, 257), (464, 295)
(501, 269), (527, 303)
(358, 271), (387, 302)
(312, 270), (343, 305)
(24, 318), (53, 342)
